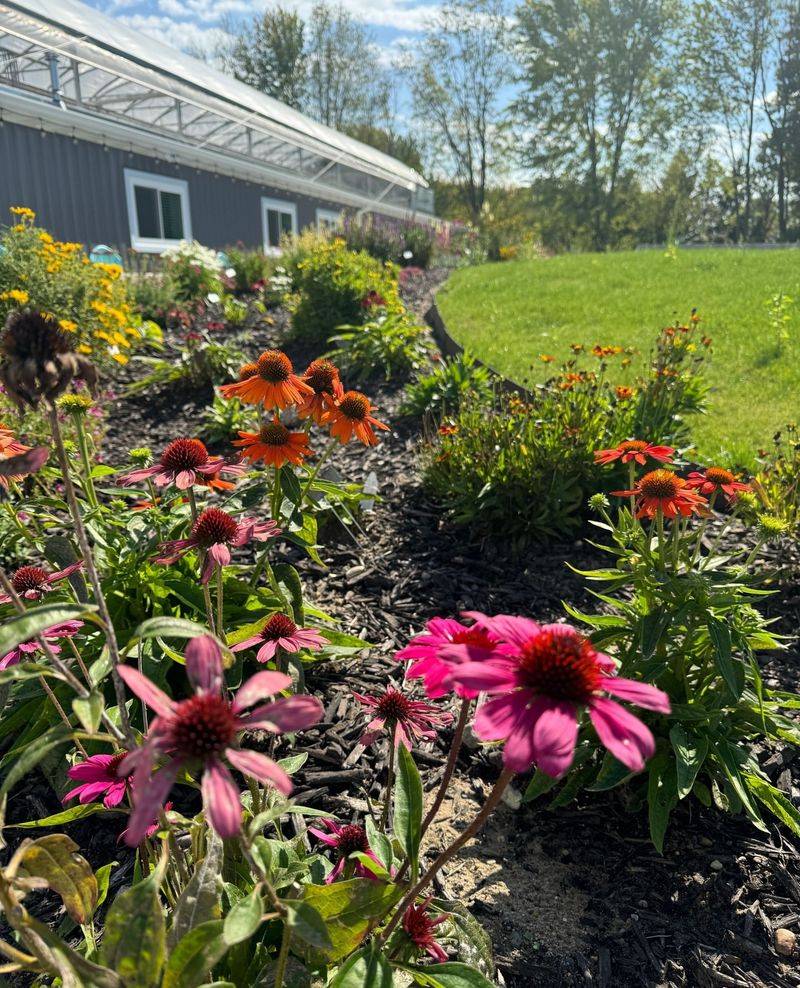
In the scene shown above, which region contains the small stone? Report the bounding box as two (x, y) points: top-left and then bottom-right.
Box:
(501, 784), (522, 810)
(638, 899), (648, 909)
(710, 859), (723, 872)
(775, 928), (796, 957)
(700, 836), (713, 847)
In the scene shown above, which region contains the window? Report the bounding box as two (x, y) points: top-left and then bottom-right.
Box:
(124, 169), (191, 252)
(316, 208), (341, 231)
(262, 197), (297, 253)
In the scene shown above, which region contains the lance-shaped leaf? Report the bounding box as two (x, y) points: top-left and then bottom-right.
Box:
(101, 870), (166, 987)
(0, 603), (97, 659)
(394, 744), (423, 873)
(169, 831), (223, 948)
(20, 834), (98, 924)
(162, 920), (229, 988)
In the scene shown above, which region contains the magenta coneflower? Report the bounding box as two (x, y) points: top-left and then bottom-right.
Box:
(395, 615), (513, 699)
(117, 438), (245, 491)
(308, 819), (383, 883)
(0, 561), (84, 603)
(231, 613), (325, 664)
(63, 752), (128, 808)
(0, 619), (83, 670)
(155, 507), (280, 584)
(118, 635), (323, 844)
(402, 897), (449, 963)
(445, 618), (670, 778)
(354, 687), (453, 749)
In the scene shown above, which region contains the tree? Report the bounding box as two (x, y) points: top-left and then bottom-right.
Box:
(222, 9), (306, 109)
(344, 125), (425, 174)
(515, 0), (680, 250)
(406, 0), (513, 223)
(763, 1), (800, 239)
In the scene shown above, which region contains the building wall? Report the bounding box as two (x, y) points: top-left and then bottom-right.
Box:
(0, 120), (347, 250)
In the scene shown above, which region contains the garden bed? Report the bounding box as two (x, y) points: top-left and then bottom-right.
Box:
(74, 269), (800, 988)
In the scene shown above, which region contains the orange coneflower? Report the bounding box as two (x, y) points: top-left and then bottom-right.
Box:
(237, 361), (258, 380)
(614, 386), (635, 402)
(613, 469), (708, 520)
(594, 440), (674, 467)
(0, 424), (31, 489)
(233, 416), (311, 467)
(325, 391), (389, 446)
(685, 467), (750, 500)
(297, 358), (343, 425)
(219, 350), (313, 410)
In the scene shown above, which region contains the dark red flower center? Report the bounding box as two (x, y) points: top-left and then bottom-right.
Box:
(259, 421), (291, 446)
(618, 440), (648, 453)
(518, 629), (602, 702)
(261, 612), (298, 640)
(192, 507), (238, 547)
(339, 392), (369, 421)
(335, 824), (369, 858)
(107, 752), (127, 778)
(404, 904), (437, 946)
(160, 438), (209, 472)
(238, 361), (258, 380)
(12, 565), (48, 594)
(376, 688), (413, 721)
(450, 627), (495, 649)
(639, 469), (682, 499)
(704, 467), (735, 486)
(257, 350), (292, 383)
(305, 359), (339, 395)
(171, 693), (237, 760)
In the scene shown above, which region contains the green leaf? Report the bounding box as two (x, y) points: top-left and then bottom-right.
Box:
(277, 752), (308, 775)
(330, 946), (393, 987)
(273, 562), (305, 624)
(0, 603), (97, 657)
(397, 961), (496, 987)
(707, 618), (744, 700)
(169, 831), (223, 948)
(284, 900), (333, 950)
(126, 617), (228, 655)
(223, 886), (263, 946)
(19, 834), (98, 924)
(298, 878), (403, 963)
(280, 465), (304, 507)
(670, 725), (709, 800)
(101, 872), (166, 987)
(587, 751), (633, 792)
(10, 803), (117, 829)
(94, 860), (116, 914)
(647, 755), (678, 854)
(0, 725), (72, 800)
(365, 816), (393, 872)
(162, 920), (228, 988)
(523, 768), (559, 802)
(744, 775), (800, 835)
(72, 690), (105, 734)
(0, 662), (58, 684)
(394, 744), (423, 873)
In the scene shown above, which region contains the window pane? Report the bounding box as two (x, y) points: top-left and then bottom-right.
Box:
(160, 191), (184, 240)
(267, 209), (281, 247)
(134, 186), (160, 239)
(279, 211), (294, 236)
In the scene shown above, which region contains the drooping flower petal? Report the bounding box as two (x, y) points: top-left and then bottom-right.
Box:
(117, 665), (176, 718)
(185, 635), (224, 696)
(588, 697), (656, 773)
(202, 759), (243, 838)
(225, 747), (292, 795)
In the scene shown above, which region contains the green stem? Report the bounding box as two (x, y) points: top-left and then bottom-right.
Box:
(273, 922), (291, 988)
(187, 489), (217, 634)
(73, 414), (99, 510)
(381, 739), (396, 831)
(216, 566), (224, 640)
(656, 510), (665, 570)
(271, 466), (282, 524)
(299, 438), (336, 505)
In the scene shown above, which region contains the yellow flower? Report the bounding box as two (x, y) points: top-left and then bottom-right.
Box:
(38, 231), (54, 244)
(9, 206), (35, 220)
(59, 319), (78, 333)
(0, 289), (29, 305)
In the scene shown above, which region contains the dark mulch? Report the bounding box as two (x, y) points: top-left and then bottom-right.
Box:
(13, 268), (800, 987)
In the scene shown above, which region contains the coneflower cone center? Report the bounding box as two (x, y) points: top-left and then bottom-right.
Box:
(336, 824), (369, 858)
(619, 440), (648, 453)
(259, 422), (290, 446)
(305, 360), (337, 395)
(705, 467), (735, 485)
(261, 613), (297, 640)
(339, 392), (369, 421)
(160, 438), (209, 472)
(404, 906), (437, 945)
(192, 508), (238, 547)
(519, 631), (602, 702)
(257, 350), (291, 383)
(376, 689), (413, 721)
(12, 565), (48, 593)
(3, 311), (72, 360)
(451, 627), (495, 649)
(639, 470), (681, 499)
(171, 694), (237, 759)
(238, 362), (258, 380)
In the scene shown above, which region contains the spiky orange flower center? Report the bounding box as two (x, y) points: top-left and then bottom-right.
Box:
(338, 392), (369, 421)
(335, 824), (370, 858)
(305, 359), (338, 395)
(618, 440), (648, 453)
(259, 421), (291, 446)
(171, 694), (237, 759)
(160, 438), (209, 472)
(238, 361), (258, 380)
(191, 507), (238, 547)
(12, 565), (48, 594)
(375, 688), (413, 721)
(257, 350), (292, 383)
(519, 629), (602, 702)
(704, 467), (735, 486)
(639, 469), (682, 499)
(261, 612), (298, 640)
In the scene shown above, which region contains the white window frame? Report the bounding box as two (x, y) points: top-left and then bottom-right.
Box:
(124, 168), (191, 253)
(316, 208), (342, 231)
(261, 196), (298, 254)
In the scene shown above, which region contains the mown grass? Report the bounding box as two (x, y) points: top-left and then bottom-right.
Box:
(436, 248), (800, 463)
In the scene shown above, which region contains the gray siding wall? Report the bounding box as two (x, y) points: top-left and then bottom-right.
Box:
(0, 121), (347, 249)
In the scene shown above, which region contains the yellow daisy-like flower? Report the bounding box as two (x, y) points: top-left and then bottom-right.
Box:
(0, 289), (30, 305)
(9, 206), (35, 220)
(59, 319), (78, 333)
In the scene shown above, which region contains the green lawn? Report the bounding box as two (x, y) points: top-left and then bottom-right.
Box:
(436, 249), (800, 463)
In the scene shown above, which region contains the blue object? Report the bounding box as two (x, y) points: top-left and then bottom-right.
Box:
(89, 244), (123, 266)
(216, 250), (230, 267)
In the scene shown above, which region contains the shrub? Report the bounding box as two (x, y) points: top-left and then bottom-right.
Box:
(341, 214), (436, 268)
(327, 311), (432, 382)
(288, 237), (403, 343)
(0, 206), (145, 366)
(126, 331), (244, 394)
(129, 270), (177, 324)
(752, 422), (800, 532)
(401, 352), (494, 419)
(161, 239), (226, 303)
(225, 245), (274, 293)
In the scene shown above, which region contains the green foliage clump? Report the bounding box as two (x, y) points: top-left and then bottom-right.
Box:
(327, 312), (432, 383)
(161, 240), (225, 303)
(401, 351), (494, 419)
(341, 214), (437, 268)
(225, 246), (274, 293)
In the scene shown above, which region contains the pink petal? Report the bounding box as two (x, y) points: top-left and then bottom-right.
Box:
(255, 641), (279, 663)
(482, 614), (540, 649)
(589, 697), (655, 773)
(202, 759), (243, 838)
(124, 760), (180, 846)
(600, 676), (671, 713)
(231, 635), (262, 653)
(242, 695), (323, 733)
(445, 659), (518, 694)
(117, 665), (175, 718)
(225, 747), (292, 795)
(185, 635), (223, 695)
(175, 470), (197, 489)
(473, 691), (531, 741)
(527, 698), (579, 778)
(209, 543), (231, 565)
(232, 670), (292, 711)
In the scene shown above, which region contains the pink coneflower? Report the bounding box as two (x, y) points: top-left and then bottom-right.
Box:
(308, 819), (383, 883)
(231, 613), (325, 664)
(0, 561), (84, 603)
(445, 618), (670, 778)
(155, 507), (280, 584)
(0, 619), (83, 670)
(354, 687), (453, 749)
(685, 467), (751, 500)
(594, 440), (675, 467)
(117, 438), (245, 491)
(118, 634), (323, 844)
(395, 616), (513, 699)
(120, 802), (173, 844)
(63, 752), (128, 808)
(402, 897), (449, 963)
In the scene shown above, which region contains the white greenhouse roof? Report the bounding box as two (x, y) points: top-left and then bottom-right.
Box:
(0, 0), (433, 215)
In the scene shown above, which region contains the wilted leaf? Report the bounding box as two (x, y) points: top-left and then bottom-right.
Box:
(169, 831), (223, 948)
(101, 871), (166, 987)
(20, 834), (97, 924)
